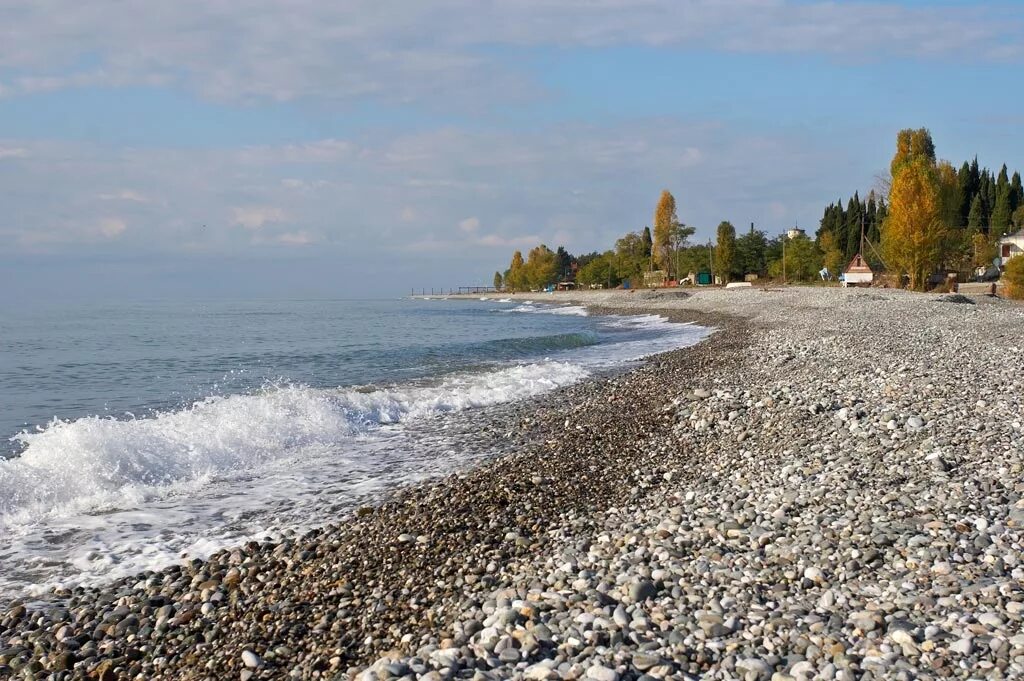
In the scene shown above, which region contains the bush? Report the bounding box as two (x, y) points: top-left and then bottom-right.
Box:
(1004, 256), (1024, 299)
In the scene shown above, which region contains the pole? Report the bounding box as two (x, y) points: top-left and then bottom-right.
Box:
(783, 234), (787, 284)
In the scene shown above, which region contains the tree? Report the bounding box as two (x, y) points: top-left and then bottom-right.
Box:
(735, 228), (768, 277)
(1003, 255), (1024, 300)
(641, 227), (653, 259)
(992, 187), (1013, 237)
(493, 271), (503, 290)
(768, 234), (821, 281)
(667, 222), (696, 279)
(882, 131), (945, 290)
(614, 231), (647, 285)
(506, 251), (526, 292)
(555, 246), (574, 281)
(576, 251), (618, 288)
(524, 245), (559, 290)
(890, 128), (936, 176)
(1013, 205), (1024, 230)
(653, 190), (678, 273)
(714, 221), (737, 282)
(818, 230), (845, 277)
(968, 194), (986, 232)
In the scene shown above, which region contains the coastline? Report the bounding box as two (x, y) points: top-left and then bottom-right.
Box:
(0, 301), (736, 679)
(4, 287), (1024, 680)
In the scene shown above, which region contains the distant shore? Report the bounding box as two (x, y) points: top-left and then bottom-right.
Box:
(4, 288), (1024, 680)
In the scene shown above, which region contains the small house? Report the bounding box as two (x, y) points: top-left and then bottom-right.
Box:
(999, 229), (1024, 267)
(842, 253), (873, 287)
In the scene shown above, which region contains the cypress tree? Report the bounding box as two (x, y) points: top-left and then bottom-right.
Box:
(845, 194), (862, 258)
(1011, 172), (1023, 211)
(957, 161), (974, 225)
(992, 188), (1013, 236)
(968, 194), (986, 233)
(641, 226), (653, 258)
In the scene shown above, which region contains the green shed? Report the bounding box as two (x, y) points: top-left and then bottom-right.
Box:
(696, 270), (713, 286)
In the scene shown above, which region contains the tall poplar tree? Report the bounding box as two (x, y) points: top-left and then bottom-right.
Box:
(714, 221), (737, 282)
(882, 128), (946, 290)
(653, 190), (678, 273)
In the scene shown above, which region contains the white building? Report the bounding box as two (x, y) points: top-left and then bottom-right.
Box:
(786, 227), (806, 240)
(999, 229), (1024, 267)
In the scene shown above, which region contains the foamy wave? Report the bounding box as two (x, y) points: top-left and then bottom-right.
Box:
(507, 304), (588, 316)
(1, 361), (588, 526)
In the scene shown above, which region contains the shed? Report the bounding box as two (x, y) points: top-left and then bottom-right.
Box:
(696, 270), (713, 286)
(842, 254), (873, 287)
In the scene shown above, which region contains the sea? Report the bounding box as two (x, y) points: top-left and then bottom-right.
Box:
(0, 297), (711, 598)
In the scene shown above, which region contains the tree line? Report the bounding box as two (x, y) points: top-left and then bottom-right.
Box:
(493, 128), (1024, 292)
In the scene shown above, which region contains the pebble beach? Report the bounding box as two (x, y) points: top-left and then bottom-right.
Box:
(3, 286), (1024, 680)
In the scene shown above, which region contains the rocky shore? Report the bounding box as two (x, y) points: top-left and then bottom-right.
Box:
(3, 287), (1024, 680)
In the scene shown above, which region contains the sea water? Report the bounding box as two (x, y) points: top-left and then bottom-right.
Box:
(0, 298), (711, 597)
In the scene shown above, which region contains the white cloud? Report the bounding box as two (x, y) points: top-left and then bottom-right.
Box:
(0, 1), (1018, 105)
(232, 206), (287, 230)
(97, 189), (151, 203)
(0, 119), (867, 259)
(0, 146), (29, 159)
(98, 218), (127, 237)
(275, 230), (314, 246)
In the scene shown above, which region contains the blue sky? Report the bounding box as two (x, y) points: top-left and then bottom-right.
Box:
(1, 0), (1022, 299)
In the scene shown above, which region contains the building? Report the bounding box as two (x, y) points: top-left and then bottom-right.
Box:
(842, 253), (873, 287)
(999, 230), (1024, 267)
(786, 227), (806, 240)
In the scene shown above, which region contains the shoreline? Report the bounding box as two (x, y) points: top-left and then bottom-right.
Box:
(0, 303), (737, 679)
(4, 287), (1024, 680)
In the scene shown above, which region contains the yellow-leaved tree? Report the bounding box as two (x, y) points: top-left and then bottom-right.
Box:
(818, 231), (845, 277)
(882, 129), (948, 290)
(653, 190), (677, 273)
(506, 250), (526, 291)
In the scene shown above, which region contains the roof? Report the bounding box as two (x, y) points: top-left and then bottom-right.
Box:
(844, 253), (872, 274)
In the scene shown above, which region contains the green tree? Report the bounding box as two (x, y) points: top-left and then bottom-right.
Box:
(576, 251), (618, 288)
(1013, 205), (1024, 230)
(714, 221), (737, 282)
(667, 222), (696, 279)
(992, 188), (1013, 237)
(653, 190), (678, 273)
(676, 244), (714, 280)
(555, 246), (573, 281)
(493, 271), (503, 290)
(641, 227), (653, 259)
(614, 232), (648, 286)
(968, 194), (986, 232)
(735, 228), (768, 277)
(769, 234), (821, 281)
(524, 245), (559, 290)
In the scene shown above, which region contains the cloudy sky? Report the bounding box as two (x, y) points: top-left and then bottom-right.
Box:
(1, 0), (1022, 299)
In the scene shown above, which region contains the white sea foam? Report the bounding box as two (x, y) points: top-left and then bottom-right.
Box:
(506, 304), (588, 316)
(0, 307), (712, 597)
(1, 361), (587, 529)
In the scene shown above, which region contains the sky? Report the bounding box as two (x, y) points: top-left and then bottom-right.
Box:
(1, 0), (1023, 300)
